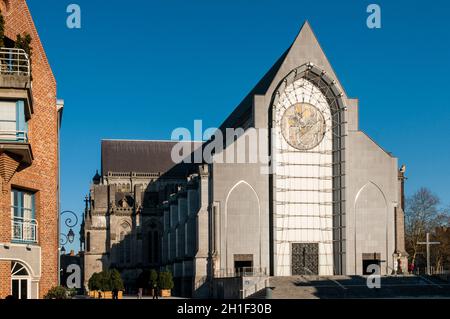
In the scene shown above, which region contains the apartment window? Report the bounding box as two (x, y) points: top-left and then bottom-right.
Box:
(0, 100), (27, 142)
(11, 189), (37, 243)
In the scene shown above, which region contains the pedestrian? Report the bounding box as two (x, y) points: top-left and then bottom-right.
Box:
(153, 283), (159, 300)
(112, 288), (119, 300)
(137, 287), (143, 299)
(397, 259), (402, 274)
(408, 262), (415, 274)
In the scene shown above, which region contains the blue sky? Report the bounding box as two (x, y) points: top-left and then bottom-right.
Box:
(26, 0), (450, 253)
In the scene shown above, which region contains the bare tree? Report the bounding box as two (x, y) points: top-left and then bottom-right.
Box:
(405, 188), (441, 265)
(431, 216), (450, 271)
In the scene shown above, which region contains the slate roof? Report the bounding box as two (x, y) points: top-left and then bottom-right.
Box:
(217, 48), (290, 132)
(101, 140), (202, 178)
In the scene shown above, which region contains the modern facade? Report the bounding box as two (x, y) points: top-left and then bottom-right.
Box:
(83, 22), (407, 298)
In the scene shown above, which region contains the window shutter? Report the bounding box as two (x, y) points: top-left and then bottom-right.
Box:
(31, 193), (35, 220)
(16, 100), (26, 140)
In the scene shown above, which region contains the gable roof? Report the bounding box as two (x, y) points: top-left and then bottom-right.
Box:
(217, 21), (346, 131)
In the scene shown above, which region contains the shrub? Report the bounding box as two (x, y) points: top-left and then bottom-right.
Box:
(67, 288), (77, 298)
(150, 269), (158, 287)
(110, 269), (124, 291)
(88, 269), (124, 291)
(44, 286), (68, 299)
(15, 33), (33, 59)
(158, 271), (174, 290)
(99, 270), (112, 291)
(88, 272), (101, 291)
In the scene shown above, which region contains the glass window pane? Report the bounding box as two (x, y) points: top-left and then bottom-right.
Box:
(23, 193), (33, 221)
(16, 267), (28, 276)
(24, 193), (32, 210)
(20, 279), (28, 299)
(0, 101), (16, 121)
(12, 280), (19, 299)
(11, 190), (35, 219)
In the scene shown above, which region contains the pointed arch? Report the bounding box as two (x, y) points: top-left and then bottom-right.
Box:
(224, 180), (261, 271)
(354, 181), (389, 275)
(269, 62), (347, 275)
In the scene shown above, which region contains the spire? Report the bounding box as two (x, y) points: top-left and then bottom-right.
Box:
(92, 169), (101, 184)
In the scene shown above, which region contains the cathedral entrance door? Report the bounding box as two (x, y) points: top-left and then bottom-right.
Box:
(234, 254), (253, 276)
(362, 253), (381, 275)
(291, 243), (319, 275)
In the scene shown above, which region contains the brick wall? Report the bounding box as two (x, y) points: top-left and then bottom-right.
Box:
(0, 0), (59, 299)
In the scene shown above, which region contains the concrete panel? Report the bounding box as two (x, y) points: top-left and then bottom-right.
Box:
(225, 181), (261, 270)
(345, 131), (398, 275)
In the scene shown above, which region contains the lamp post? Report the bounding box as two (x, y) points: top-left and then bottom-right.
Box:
(60, 210), (79, 251)
(59, 210), (80, 287)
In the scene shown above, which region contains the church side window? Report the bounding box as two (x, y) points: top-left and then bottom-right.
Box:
(86, 232), (91, 252)
(119, 231), (126, 264)
(119, 222), (132, 265)
(148, 229), (160, 264)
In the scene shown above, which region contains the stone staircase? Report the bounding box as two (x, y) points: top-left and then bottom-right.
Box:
(246, 275), (450, 299)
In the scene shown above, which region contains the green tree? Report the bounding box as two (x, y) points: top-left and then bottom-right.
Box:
(0, 10), (5, 48)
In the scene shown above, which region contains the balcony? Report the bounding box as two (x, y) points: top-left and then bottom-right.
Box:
(0, 130), (28, 142)
(11, 217), (38, 244)
(0, 129), (33, 166)
(0, 48), (33, 118)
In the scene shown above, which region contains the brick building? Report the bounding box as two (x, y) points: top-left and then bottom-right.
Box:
(0, 0), (62, 299)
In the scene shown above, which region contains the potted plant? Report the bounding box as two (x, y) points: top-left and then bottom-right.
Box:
(88, 272), (101, 298)
(100, 270), (112, 298)
(87, 270), (124, 299)
(158, 271), (174, 297)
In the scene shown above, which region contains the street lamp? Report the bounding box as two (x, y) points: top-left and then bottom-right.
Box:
(60, 210), (79, 251)
(67, 228), (75, 244)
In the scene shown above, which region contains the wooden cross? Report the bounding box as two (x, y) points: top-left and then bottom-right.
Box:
(417, 232), (440, 275)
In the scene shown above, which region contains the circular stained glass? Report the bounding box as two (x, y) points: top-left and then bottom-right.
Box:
(281, 103), (326, 150)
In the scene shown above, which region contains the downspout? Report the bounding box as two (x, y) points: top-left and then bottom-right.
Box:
(56, 99), (64, 286)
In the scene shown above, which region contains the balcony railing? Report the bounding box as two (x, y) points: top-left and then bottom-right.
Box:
(0, 48), (30, 77)
(11, 217), (38, 243)
(214, 267), (268, 278)
(0, 130), (28, 143)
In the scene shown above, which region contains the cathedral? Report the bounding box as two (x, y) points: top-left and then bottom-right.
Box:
(82, 22), (407, 298)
